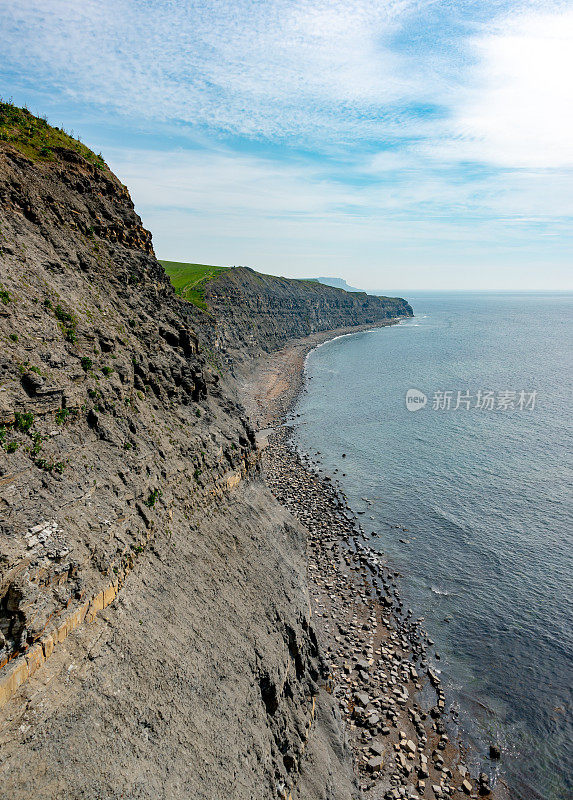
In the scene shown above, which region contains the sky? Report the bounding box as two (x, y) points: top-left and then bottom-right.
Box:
(1, 0), (572, 291)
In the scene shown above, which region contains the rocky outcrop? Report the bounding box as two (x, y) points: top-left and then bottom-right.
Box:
(0, 139), (253, 674)
(0, 110), (357, 799)
(204, 267), (412, 364)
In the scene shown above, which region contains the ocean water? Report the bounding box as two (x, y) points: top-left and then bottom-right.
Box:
(293, 292), (573, 800)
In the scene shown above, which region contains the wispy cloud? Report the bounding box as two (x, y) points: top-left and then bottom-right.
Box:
(443, 6), (573, 168)
(108, 144), (572, 288)
(2, 0), (570, 160)
(0, 0), (433, 142)
(0, 0), (571, 288)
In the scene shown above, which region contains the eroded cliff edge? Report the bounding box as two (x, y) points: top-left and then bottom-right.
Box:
(0, 105), (409, 799)
(204, 267), (412, 367)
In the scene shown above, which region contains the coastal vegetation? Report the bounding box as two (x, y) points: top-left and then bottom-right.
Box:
(160, 260), (228, 310)
(0, 100), (107, 168)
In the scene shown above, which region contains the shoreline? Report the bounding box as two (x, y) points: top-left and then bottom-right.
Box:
(241, 321), (506, 800)
(238, 319), (402, 431)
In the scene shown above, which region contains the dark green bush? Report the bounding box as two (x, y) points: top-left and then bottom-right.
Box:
(55, 305), (74, 324)
(31, 432), (43, 455)
(14, 411), (34, 433)
(144, 488), (162, 508)
(55, 408), (70, 425)
(35, 457), (65, 474)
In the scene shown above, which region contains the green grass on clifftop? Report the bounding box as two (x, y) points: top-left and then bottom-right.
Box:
(0, 100), (107, 168)
(160, 261), (229, 311)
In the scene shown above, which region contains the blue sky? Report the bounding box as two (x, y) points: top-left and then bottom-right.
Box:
(1, 0), (572, 290)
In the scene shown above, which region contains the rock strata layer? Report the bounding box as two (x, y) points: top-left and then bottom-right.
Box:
(0, 118), (373, 799)
(204, 267), (412, 368)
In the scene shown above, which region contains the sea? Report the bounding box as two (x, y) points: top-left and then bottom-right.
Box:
(293, 292), (573, 800)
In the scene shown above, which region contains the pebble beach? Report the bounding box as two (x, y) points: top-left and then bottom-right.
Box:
(241, 326), (508, 800)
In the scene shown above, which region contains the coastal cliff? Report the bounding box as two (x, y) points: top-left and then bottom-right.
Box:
(0, 103), (414, 799)
(204, 267), (412, 364)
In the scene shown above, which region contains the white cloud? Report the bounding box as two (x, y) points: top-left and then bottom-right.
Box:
(4, 0), (571, 168)
(108, 145), (572, 259)
(449, 7), (573, 168)
(3, 1), (572, 150)
(0, 0), (427, 142)
(1, 0), (572, 288)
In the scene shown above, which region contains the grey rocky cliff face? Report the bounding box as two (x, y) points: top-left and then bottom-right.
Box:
(205, 266), (413, 364)
(0, 141), (356, 798)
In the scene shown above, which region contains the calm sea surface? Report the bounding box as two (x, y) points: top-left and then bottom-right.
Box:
(293, 292), (573, 800)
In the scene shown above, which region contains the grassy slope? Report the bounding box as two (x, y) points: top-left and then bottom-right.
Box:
(160, 260), (229, 311)
(0, 101), (108, 169)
